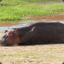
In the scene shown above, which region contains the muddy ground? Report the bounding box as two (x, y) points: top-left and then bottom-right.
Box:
(0, 15), (64, 64)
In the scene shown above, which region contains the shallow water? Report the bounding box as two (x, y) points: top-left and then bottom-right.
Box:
(0, 27), (10, 32)
(0, 22), (32, 32)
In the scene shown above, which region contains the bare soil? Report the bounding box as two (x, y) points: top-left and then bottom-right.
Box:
(29, 15), (64, 20)
(0, 44), (64, 64)
(0, 24), (16, 26)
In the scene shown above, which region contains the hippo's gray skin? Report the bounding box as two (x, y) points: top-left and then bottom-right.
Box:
(1, 22), (64, 46)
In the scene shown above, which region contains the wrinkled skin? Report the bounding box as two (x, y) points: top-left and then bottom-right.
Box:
(1, 22), (64, 46)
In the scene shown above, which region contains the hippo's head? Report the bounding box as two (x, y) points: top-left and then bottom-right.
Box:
(0, 32), (7, 46)
(0, 29), (21, 46)
(0, 25), (31, 46)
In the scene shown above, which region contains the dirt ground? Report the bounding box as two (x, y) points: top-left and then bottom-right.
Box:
(0, 45), (64, 64)
(27, 15), (64, 20)
(0, 15), (64, 64)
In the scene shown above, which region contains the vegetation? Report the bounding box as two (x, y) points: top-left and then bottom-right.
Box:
(0, 0), (64, 21)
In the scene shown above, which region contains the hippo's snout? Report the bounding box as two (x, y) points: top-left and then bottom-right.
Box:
(3, 35), (8, 43)
(0, 34), (8, 46)
(0, 30), (10, 46)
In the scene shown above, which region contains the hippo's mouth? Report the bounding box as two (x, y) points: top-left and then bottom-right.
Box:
(0, 35), (9, 46)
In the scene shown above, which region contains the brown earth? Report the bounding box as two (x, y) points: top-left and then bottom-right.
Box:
(29, 15), (64, 20)
(0, 24), (16, 26)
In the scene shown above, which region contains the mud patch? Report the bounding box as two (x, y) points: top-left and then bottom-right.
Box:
(28, 15), (64, 20)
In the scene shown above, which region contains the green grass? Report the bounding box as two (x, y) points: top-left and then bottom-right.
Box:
(0, 0), (62, 5)
(0, 3), (64, 21)
(0, 0), (64, 22)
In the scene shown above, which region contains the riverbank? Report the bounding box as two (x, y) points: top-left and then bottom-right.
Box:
(0, 15), (64, 26)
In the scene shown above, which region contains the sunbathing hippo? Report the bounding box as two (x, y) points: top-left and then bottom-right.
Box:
(1, 22), (64, 46)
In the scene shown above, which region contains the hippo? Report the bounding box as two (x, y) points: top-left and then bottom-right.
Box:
(1, 22), (64, 46)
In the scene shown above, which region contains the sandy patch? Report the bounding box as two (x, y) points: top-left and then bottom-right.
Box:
(0, 44), (64, 64)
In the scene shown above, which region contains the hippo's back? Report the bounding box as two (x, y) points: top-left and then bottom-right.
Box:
(20, 22), (64, 44)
